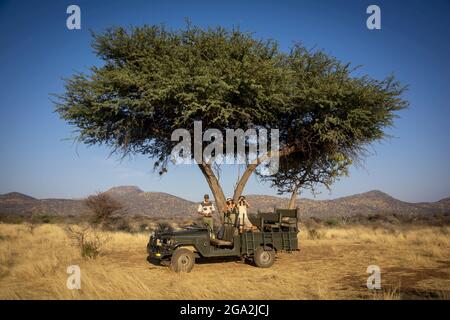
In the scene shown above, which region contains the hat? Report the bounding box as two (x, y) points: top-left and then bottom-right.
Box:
(204, 194), (209, 198)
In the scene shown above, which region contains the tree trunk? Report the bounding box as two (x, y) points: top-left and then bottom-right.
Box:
(232, 163), (257, 202)
(288, 185), (299, 209)
(198, 163), (226, 220)
(232, 146), (298, 202)
(199, 146), (299, 217)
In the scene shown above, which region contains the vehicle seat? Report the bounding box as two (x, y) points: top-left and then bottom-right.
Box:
(210, 238), (233, 246)
(211, 225), (236, 247)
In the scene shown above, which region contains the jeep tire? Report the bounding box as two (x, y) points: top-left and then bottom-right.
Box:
(254, 246), (275, 268)
(170, 248), (195, 273)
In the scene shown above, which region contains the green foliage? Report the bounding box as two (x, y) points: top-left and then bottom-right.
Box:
(54, 24), (407, 180)
(325, 218), (340, 227)
(34, 214), (51, 224)
(260, 151), (352, 197)
(41, 216), (51, 224)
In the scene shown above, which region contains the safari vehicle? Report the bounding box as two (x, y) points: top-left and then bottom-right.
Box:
(147, 208), (299, 272)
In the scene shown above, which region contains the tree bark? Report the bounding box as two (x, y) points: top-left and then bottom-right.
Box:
(288, 185), (299, 209)
(198, 163), (226, 220)
(232, 163), (257, 202)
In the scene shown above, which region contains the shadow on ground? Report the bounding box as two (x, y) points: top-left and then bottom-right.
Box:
(146, 255), (253, 268)
(341, 260), (450, 299)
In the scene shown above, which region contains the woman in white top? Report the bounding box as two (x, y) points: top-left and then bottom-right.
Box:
(237, 196), (253, 233)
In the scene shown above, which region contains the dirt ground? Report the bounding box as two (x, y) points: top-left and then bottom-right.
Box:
(0, 223), (449, 299)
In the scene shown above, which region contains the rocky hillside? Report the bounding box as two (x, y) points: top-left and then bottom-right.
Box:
(0, 186), (197, 218)
(247, 190), (450, 218)
(0, 192), (86, 217)
(0, 186), (449, 219)
(104, 186), (196, 218)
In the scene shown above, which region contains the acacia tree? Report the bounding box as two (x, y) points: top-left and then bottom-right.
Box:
(84, 192), (122, 228)
(258, 152), (351, 209)
(55, 24), (407, 213)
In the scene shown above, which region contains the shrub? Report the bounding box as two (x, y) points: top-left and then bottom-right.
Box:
(42, 217), (51, 224)
(26, 214), (51, 233)
(325, 218), (339, 227)
(100, 215), (135, 232)
(307, 228), (323, 240)
(36, 214), (51, 224)
(114, 218), (133, 232)
(64, 225), (109, 259)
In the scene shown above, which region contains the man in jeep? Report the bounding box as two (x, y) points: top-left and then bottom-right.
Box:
(197, 194), (216, 238)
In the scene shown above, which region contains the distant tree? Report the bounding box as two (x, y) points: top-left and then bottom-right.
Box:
(55, 24), (408, 214)
(258, 152), (351, 209)
(84, 192), (122, 227)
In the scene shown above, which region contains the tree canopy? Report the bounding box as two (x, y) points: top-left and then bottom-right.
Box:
(55, 24), (408, 212)
(258, 151), (352, 209)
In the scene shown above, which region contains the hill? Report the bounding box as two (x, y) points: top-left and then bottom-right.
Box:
(0, 186), (449, 219)
(104, 186), (196, 218)
(0, 186), (197, 218)
(247, 190), (450, 218)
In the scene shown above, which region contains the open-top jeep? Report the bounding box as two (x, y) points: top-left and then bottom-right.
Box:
(147, 208), (299, 272)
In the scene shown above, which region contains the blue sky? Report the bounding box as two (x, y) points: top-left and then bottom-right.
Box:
(0, 0), (449, 203)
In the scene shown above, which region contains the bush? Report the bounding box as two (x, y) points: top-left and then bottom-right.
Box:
(113, 218), (133, 232)
(40, 216), (51, 224)
(84, 192), (123, 228)
(307, 228), (323, 240)
(31, 214), (51, 224)
(99, 215), (135, 232)
(25, 214), (52, 233)
(325, 218), (339, 227)
(64, 225), (109, 259)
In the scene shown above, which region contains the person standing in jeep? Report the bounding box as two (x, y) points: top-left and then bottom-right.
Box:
(197, 194), (216, 239)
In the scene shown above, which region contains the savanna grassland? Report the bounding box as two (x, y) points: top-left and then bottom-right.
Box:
(0, 223), (449, 300)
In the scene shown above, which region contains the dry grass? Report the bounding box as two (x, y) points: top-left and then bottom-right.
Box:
(0, 223), (449, 300)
